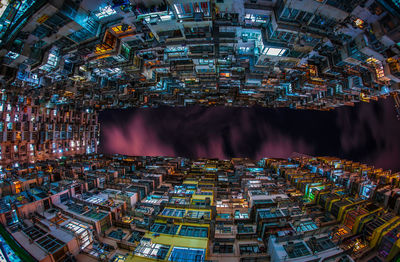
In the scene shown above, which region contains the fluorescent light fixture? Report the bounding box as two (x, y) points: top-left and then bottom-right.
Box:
(266, 48), (283, 56)
(160, 14), (173, 21)
(263, 47), (286, 56)
(174, 4), (182, 15)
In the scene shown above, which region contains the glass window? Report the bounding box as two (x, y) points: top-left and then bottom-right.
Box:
(174, 2), (210, 19)
(239, 244), (261, 255)
(281, 8), (291, 18)
(134, 241), (170, 260)
(64, 221), (91, 249)
(150, 223), (179, 235)
(186, 210), (210, 219)
(179, 225), (208, 237)
(168, 247), (206, 262)
(161, 208), (186, 217)
(284, 242), (311, 258)
(213, 243), (233, 253)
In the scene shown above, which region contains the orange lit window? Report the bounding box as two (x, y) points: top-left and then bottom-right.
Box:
(220, 73), (230, 77)
(94, 54), (111, 60)
(14, 181), (22, 194)
(112, 25), (133, 34)
(308, 65), (317, 77)
(95, 31), (117, 54)
(354, 18), (364, 28)
(376, 67), (385, 79)
(335, 227), (348, 236)
(95, 43), (113, 54)
(37, 14), (49, 24)
(388, 58), (400, 73)
(366, 57), (385, 79)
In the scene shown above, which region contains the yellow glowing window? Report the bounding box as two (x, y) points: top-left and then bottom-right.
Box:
(95, 43), (113, 54)
(388, 58), (400, 73)
(366, 57), (379, 64)
(376, 67), (385, 79)
(112, 25), (133, 34)
(37, 14), (49, 24)
(94, 54), (111, 60)
(95, 31), (117, 54)
(309, 67), (317, 77)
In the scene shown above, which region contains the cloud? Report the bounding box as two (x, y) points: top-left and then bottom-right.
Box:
(102, 106), (315, 160)
(194, 137), (227, 159)
(335, 98), (400, 170)
(255, 135), (314, 159)
(102, 114), (175, 157)
(100, 100), (400, 171)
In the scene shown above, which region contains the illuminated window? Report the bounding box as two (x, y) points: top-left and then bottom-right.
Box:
(134, 241), (170, 260)
(165, 46), (187, 53)
(111, 25), (133, 34)
(13, 145), (17, 153)
(95, 5), (116, 19)
(174, 2), (210, 19)
(64, 221), (91, 249)
(366, 57), (385, 79)
(220, 72), (230, 77)
(239, 47), (251, 54)
(244, 14), (268, 24)
(367, 57), (379, 64)
(160, 14), (173, 21)
(199, 59), (213, 65)
(169, 247), (206, 261)
(95, 31), (117, 54)
(5, 51), (19, 60)
(5, 114), (10, 122)
(354, 18), (364, 28)
(39, 52), (59, 71)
